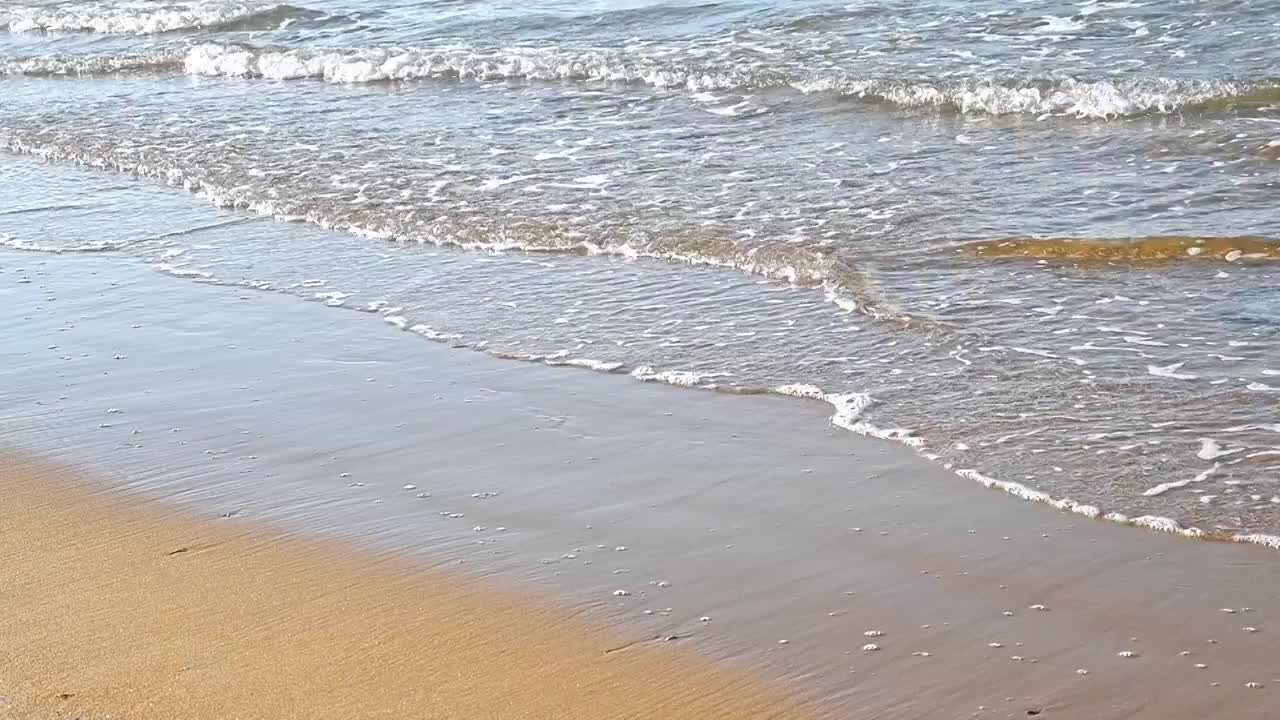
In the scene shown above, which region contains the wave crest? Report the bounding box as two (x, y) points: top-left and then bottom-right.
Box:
(2, 50), (184, 76)
(179, 42), (1280, 119)
(0, 131), (901, 322)
(3, 2), (308, 35)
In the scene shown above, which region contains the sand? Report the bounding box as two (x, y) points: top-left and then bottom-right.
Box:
(0, 454), (809, 720)
(5, 248), (1280, 719)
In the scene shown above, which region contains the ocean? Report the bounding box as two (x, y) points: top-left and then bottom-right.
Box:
(1, 0), (1277, 542)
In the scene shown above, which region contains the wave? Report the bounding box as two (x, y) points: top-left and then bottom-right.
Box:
(2, 2), (311, 35)
(179, 42), (1280, 119)
(1, 50), (184, 76)
(1, 233), (120, 253)
(5, 202), (1277, 551)
(383, 315), (1280, 552)
(0, 131), (903, 323)
(3, 38), (1272, 119)
(796, 76), (1280, 119)
(964, 236), (1280, 263)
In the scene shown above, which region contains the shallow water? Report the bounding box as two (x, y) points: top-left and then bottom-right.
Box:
(1, 0), (1277, 538)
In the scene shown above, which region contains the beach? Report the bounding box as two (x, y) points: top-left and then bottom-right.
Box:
(4, 250), (1279, 719)
(4, 0), (1280, 716)
(0, 454), (808, 720)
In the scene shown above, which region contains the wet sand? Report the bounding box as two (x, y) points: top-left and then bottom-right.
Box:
(0, 455), (810, 720)
(4, 250), (1280, 719)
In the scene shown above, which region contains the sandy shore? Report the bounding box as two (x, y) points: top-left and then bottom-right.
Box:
(0, 454), (809, 720)
(5, 246), (1280, 719)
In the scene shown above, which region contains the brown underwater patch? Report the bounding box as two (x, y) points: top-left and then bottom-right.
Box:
(964, 235), (1280, 263)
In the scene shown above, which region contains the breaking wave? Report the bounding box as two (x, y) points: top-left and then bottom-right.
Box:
(2, 2), (312, 36)
(1, 50), (184, 76)
(0, 131), (903, 322)
(180, 42), (1280, 119)
(3, 39), (1274, 119)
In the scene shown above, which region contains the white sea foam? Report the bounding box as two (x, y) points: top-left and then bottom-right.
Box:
(792, 75), (1257, 119)
(0, 234), (119, 253)
(770, 381), (1273, 546)
(550, 357), (625, 372)
(153, 262), (213, 279)
(1142, 464), (1220, 497)
(1147, 361), (1198, 380)
(4, 1), (295, 35)
(1, 50), (184, 76)
(0, 131), (906, 331)
(629, 366), (726, 387)
(1197, 438), (1242, 460)
(1234, 534), (1280, 550)
(177, 43), (1267, 119)
(773, 383), (922, 448)
(407, 324), (461, 341)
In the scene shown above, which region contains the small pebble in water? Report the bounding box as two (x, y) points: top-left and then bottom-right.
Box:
(778, 639), (789, 645)
(700, 616), (711, 623)
(1180, 651), (1191, 656)
(403, 484), (416, 490)
(988, 642), (1003, 648)
(1195, 664), (1207, 669)
(615, 546), (628, 552)
(1003, 611), (1015, 617)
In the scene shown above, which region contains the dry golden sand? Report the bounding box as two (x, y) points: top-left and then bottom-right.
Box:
(0, 454), (810, 720)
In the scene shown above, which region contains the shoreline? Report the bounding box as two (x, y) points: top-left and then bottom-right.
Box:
(5, 250), (1280, 718)
(2, 152), (1275, 551)
(0, 453), (810, 720)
